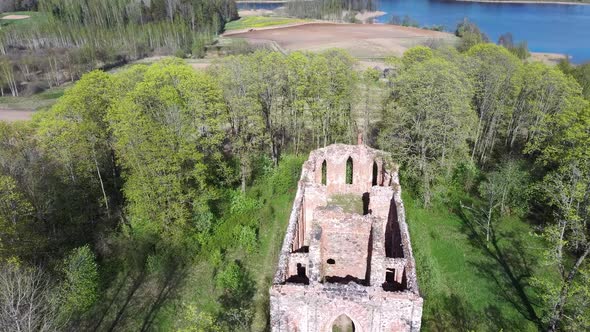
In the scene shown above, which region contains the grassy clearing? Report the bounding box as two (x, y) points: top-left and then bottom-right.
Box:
(179, 156), (304, 331)
(225, 16), (307, 31)
(328, 193), (365, 215)
(0, 85), (67, 111)
(0, 11), (48, 28)
(405, 194), (550, 331)
(167, 155), (552, 331)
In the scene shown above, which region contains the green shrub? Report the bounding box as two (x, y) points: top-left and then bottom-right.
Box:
(229, 190), (261, 214)
(59, 245), (99, 319)
(268, 155), (305, 195)
(238, 226), (258, 254)
(174, 49), (186, 59)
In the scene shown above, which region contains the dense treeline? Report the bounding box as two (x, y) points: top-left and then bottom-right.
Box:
(1, 38), (590, 331)
(559, 60), (590, 100)
(214, 50), (357, 186)
(0, 51), (358, 331)
(378, 45), (590, 330)
(286, 0), (378, 19)
(0, 0), (238, 96)
(0, 0), (38, 12)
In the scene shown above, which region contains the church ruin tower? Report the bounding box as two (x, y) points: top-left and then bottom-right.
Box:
(270, 143), (423, 332)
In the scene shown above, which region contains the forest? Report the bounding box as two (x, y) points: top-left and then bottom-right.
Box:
(0, 0), (237, 96)
(1, 43), (589, 331)
(285, 0), (378, 19)
(1, 6), (590, 332)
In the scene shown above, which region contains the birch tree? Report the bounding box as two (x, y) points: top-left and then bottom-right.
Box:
(527, 90), (590, 331)
(107, 59), (227, 237)
(0, 263), (60, 332)
(467, 44), (522, 165)
(36, 70), (118, 218)
(378, 56), (476, 206)
(215, 55), (267, 192)
(507, 62), (580, 152)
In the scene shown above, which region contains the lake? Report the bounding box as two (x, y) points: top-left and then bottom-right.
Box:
(237, 0), (590, 63)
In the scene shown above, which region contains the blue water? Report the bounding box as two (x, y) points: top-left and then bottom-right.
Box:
(237, 2), (284, 10)
(237, 1), (590, 62)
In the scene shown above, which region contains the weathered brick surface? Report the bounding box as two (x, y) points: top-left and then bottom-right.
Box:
(271, 143), (423, 332)
(314, 207), (371, 280)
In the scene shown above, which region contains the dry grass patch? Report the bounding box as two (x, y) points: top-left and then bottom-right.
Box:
(1, 15), (30, 20)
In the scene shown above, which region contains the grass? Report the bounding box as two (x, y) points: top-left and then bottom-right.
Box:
(404, 194), (551, 331)
(327, 193), (365, 215)
(177, 156), (304, 331)
(224, 16), (307, 31)
(207, 165), (553, 331)
(0, 85), (68, 111)
(0, 11), (48, 28)
(159, 155), (553, 331)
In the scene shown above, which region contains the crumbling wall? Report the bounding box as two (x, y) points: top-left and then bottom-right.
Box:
(270, 285), (423, 332)
(315, 207), (372, 282)
(309, 144), (390, 195)
(270, 144), (423, 332)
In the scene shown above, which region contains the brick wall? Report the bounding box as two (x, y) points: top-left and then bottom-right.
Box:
(271, 144), (423, 332)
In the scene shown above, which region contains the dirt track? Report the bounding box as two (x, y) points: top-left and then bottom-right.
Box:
(0, 109), (34, 122)
(225, 23), (457, 58)
(1, 15), (30, 20)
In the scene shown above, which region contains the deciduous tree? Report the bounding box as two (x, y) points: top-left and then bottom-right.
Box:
(378, 56), (476, 206)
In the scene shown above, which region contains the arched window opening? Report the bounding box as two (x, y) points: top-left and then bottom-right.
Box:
(346, 157), (353, 184)
(332, 314), (355, 332)
(321, 160), (327, 185)
(372, 160), (378, 186)
(385, 198), (403, 258)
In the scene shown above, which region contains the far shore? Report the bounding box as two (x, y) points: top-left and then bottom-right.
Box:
(236, 1), (287, 3)
(457, 0), (589, 5)
(355, 10), (387, 23)
(236, 0), (315, 3)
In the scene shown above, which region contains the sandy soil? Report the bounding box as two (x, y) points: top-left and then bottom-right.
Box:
(223, 21), (317, 36)
(529, 52), (568, 65)
(1, 15), (30, 20)
(354, 11), (387, 23)
(0, 109), (34, 122)
(189, 62), (212, 70)
(226, 23), (457, 58)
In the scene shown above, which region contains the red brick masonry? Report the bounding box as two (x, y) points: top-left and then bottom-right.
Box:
(270, 144), (423, 332)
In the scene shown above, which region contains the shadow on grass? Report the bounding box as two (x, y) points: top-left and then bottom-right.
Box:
(457, 209), (543, 331)
(425, 294), (479, 332)
(88, 246), (188, 332)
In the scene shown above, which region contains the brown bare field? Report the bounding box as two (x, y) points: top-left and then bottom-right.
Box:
(225, 23), (458, 58)
(0, 109), (34, 122)
(529, 52), (568, 65)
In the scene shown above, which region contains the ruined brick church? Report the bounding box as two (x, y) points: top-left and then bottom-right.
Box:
(270, 142), (423, 332)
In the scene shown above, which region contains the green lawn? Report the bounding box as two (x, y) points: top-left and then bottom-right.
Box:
(405, 195), (550, 331)
(225, 16), (307, 31)
(0, 85), (67, 111)
(0, 11), (48, 29)
(209, 165), (552, 331)
(156, 154), (552, 331)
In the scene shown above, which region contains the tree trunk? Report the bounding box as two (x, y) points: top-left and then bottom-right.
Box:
(486, 205), (492, 242)
(547, 245), (590, 332)
(93, 149), (110, 218)
(240, 160), (247, 193)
